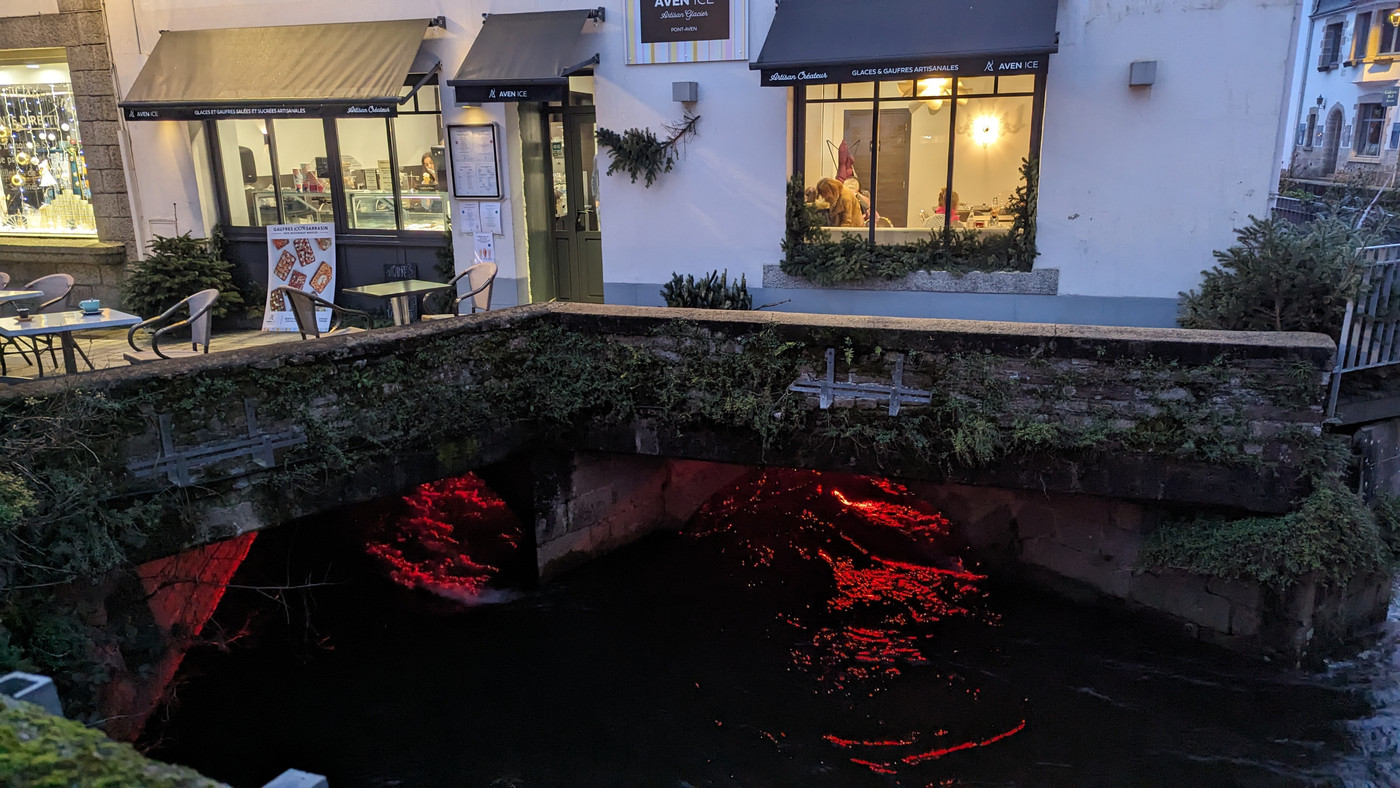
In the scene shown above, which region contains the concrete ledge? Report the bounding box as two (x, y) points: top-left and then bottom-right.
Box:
(763, 263), (1059, 295)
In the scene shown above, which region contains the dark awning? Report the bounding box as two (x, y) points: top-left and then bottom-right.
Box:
(448, 9), (604, 104)
(752, 0), (1059, 87)
(121, 19), (438, 121)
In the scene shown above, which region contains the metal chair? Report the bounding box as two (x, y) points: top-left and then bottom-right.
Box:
(122, 289), (220, 363)
(1, 273), (73, 374)
(421, 262), (497, 320)
(273, 286), (372, 339)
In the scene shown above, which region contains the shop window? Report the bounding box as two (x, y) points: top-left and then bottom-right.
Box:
(0, 48), (95, 237)
(1353, 13), (1373, 61)
(1357, 103), (1386, 156)
(270, 118), (331, 225)
(1390, 122), (1400, 150)
(392, 113), (448, 232)
(797, 75), (1037, 245)
(1382, 11), (1400, 54)
(216, 119), (273, 226)
(1320, 22), (1343, 68)
(210, 81), (446, 234)
(336, 117), (394, 230)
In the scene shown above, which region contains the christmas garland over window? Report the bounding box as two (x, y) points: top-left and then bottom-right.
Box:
(596, 114), (700, 187)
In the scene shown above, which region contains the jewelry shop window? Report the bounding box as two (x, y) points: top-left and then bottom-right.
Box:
(0, 48), (95, 237)
(797, 72), (1042, 246)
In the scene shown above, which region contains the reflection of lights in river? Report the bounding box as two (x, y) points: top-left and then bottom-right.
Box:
(689, 469), (1020, 778)
(364, 474), (522, 602)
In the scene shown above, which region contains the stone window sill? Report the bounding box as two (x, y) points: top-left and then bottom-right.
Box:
(762, 264), (1059, 295)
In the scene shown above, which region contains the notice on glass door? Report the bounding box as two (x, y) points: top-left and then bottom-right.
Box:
(263, 223), (335, 333)
(448, 124), (501, 199)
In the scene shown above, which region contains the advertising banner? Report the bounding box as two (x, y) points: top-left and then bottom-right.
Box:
(263, 223), (335, 332)
(626, 0), (747, 64)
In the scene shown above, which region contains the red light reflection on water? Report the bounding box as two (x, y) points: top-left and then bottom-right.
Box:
(364, 474), (522, 602)
(689, 469), (1021, 778)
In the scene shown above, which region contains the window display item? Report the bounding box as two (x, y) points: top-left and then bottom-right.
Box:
(0, 53), (97, 236)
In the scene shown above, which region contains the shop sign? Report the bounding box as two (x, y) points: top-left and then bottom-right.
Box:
(452, 84), (566, 104)
(1385, 87), (1399, 107)
(627, 0), (747, 64)
(122, 103), (399, 121)
(262, 224), (336, 333)
(639, 0), (729, 43)
(760, 55), (1047, 87)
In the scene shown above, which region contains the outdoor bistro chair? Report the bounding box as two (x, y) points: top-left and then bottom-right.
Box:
(122, 289), (220, 364)
(274, 286), (372, 340)
(1, 272), (74, 374)
(420, 262), (497, 320)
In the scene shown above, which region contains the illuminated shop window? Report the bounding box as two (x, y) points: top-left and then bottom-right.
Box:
(798, 74), (1039, 245)
(0, 48), (96, 237)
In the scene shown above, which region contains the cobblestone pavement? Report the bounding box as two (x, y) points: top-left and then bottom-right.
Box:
(0, 327), (303, 381)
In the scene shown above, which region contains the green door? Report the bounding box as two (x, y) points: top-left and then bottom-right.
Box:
(547, 108), (604, 303)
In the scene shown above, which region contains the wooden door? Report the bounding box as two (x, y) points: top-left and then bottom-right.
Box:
(845, 108), (912, 228)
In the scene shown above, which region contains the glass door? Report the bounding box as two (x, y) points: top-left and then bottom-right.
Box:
(546, 107), (603, 303)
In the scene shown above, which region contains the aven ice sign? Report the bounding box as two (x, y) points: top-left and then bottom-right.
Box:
(640, 0), (729, 43)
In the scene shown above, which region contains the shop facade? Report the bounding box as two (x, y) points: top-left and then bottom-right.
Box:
(103, 0), (1300, 327)
(0, 0), (135, 305)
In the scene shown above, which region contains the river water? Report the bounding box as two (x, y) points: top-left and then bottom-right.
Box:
(148, 470), (1400, 787)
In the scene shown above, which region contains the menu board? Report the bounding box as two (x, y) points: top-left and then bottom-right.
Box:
(447, 124), (501, 200)
(263, 223), (335, 333)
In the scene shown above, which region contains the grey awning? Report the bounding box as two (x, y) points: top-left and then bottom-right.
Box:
(448, 9), (603, 103)
(753, 0), (1059, 87)
(121, 19), (437, 121)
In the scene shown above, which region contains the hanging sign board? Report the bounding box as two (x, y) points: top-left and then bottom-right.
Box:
(452, 83), (566, 104)
(447, 124), (502, 199)
(1385, 87), (1399, 107)
(122, 103), (398, 122)
(263, 223), (336, 333)
(759, 55), (1048, 87)
(627, 0), (747, 64)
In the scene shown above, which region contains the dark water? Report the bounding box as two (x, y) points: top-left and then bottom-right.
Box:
(148, 470), (1400, 787)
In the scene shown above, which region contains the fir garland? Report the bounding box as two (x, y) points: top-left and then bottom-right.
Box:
(596, 115), (700, 187)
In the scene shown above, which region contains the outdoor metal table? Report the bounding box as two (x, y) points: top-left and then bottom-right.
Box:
(0, 289), (43, 306)
(0, 308), (142, 376)
(341, 279), (451, 326)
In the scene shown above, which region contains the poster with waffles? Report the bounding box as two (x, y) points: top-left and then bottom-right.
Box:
(262, 223), (335, 333)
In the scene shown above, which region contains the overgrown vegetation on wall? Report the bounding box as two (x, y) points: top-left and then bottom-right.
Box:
(779, 159), (1039, 284)
(0, 315), (1373, 720)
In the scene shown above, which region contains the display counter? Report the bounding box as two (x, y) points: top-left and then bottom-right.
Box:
(253, 190), (449, 232)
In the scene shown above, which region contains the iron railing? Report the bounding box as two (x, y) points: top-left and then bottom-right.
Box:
(1328, 243), (1400, 418)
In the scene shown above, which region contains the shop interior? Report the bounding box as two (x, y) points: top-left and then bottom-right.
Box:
(212, 84), (449, 233)
(800, 74), (1036, 244)
(0, 47), (95, 237)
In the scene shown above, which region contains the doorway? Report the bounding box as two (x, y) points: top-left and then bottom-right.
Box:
(545, 106), (603, 303)
(1323, 106), (1344, 176)
(845, 108), (912, 228)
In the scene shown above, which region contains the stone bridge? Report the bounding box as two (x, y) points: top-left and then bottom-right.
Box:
(3, 303), (1375, 660)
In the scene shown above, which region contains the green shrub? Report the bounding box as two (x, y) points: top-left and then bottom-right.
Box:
(1179, 213), (1373, 337)
(122, 232), (244, 319)
(661, 270), (752, 310)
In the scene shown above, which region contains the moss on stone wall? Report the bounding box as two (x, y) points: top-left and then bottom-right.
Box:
(0, 699), (223, 786)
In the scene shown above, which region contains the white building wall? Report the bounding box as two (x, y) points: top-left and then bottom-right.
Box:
(101, 0), (1302, 321)
(1039, 0), (1300, 300)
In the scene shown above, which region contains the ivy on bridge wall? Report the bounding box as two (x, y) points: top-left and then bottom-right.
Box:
(0, 305), (1387, 720)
